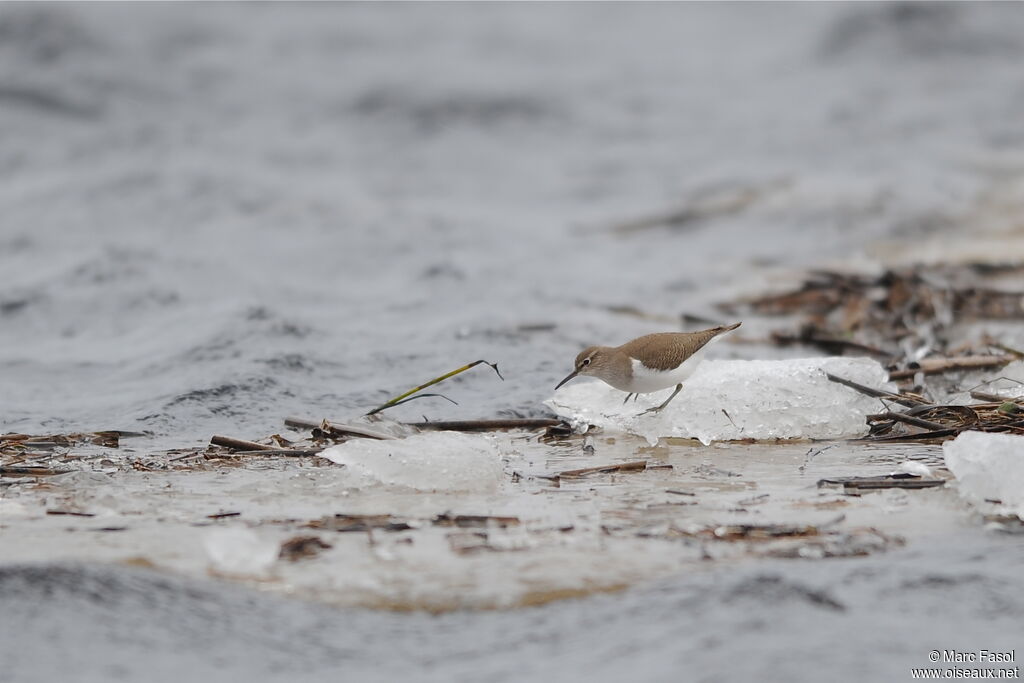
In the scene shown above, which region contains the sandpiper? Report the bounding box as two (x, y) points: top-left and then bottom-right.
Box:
(554, 322), (741, 414)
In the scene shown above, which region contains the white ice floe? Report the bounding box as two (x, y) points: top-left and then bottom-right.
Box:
(546, 357), (894, 445)
(943, 431), (1024, 518)
(203, 527), (280, 576)
(319, 431), (506, 492)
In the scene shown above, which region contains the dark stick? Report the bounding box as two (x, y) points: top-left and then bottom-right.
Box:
(209, 449), (322, 457)
(866, 411), (948, 432)
(283, 417), (394, 440)
(558, 461), (647, 478)
(825, 373), (927, 408)
(210, 435), (276, 451)
(415, 419), (563, 432)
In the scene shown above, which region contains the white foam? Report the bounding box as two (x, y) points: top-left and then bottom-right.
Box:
(319, 431), (506, 492)
(943, 431), (1024, 518)
(546, 357), (893, 445)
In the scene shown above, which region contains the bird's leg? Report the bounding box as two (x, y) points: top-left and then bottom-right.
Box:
(622, 392), (635, 405)
(641, 383), (683, 415)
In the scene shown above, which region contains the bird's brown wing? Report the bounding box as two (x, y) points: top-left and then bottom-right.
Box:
(618, 323), (740, 371)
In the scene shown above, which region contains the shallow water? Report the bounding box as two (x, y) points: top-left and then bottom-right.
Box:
(4, 4), (1024, 681)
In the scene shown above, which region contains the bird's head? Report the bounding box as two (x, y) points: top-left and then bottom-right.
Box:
(554, 345), (613, 390)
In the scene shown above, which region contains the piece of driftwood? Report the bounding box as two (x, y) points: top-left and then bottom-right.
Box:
(557, 461), (647, 478)
(284, 417), (396, 440)
(0, 465), (69, 476)
(207, 449), (322, 457)
(210, 435), (276, 451)
(0, 431), (123, 449)
(818, 475), (945, 491)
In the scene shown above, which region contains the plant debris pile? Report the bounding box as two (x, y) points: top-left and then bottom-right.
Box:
(722, 263), (1024, 364)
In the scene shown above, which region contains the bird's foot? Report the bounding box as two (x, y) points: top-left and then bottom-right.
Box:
(637, 384), (682, 417)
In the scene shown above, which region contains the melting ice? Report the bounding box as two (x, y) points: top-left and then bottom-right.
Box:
(546, 357), (894, 445)
(944, 431), (1024, 519)
(319, 431), (507, 492)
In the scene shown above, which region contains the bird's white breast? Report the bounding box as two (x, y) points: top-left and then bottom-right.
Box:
(625, 345), (709, 393)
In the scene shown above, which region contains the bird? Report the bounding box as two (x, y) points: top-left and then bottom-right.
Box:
(554, 322), (741, 414)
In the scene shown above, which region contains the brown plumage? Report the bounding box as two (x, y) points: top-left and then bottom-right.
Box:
(555, 322), (741, 414)
(619, 326), (734, 371)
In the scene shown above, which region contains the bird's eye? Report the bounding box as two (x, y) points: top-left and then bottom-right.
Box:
(583, 358), (591, 366)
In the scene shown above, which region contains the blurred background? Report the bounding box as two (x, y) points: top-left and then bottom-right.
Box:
(3, 2), (1024, 446)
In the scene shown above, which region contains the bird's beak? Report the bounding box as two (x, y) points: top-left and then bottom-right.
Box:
(554, 369), (578, 391)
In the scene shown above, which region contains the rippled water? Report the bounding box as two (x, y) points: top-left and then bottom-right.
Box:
(5, 2), (1024, 447)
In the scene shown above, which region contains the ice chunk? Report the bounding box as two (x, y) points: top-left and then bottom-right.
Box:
(974, 360), (1024, 399)
(319, 431), (506, 492)
(546, 357), (893, 445)
(943, 431), (1024, 518)
(203, 527), (279, 576)
(893, 461), (932, 477)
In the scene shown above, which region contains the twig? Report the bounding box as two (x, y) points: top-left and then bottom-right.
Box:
(0, 466), (67, 476)
(866, 411), (948, 432)
(207, 449), (321, 457)
(825, 373), (927, 408)
(365, 359), (504, 416)
(210, 435), (275, 451)
(852, 429), (960, 443)
(818, 475), (945, 490)
(415, 419), (563, 432)
(845, 479), (945, 490)
(557, 461), (647, 478)
(284, 417), (395, 440)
